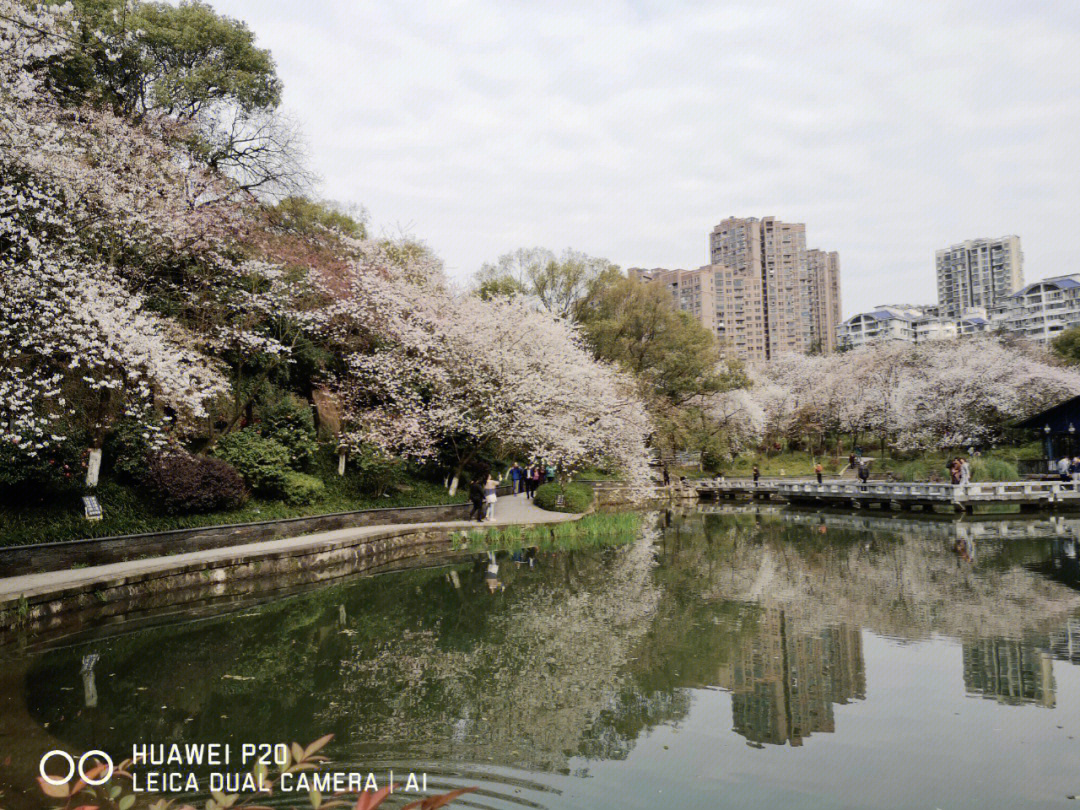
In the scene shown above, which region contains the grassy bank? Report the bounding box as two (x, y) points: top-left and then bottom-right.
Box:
(463, 512), (641, 552)
(720, 443), (1042, 481)
(0, 467), (465, 547)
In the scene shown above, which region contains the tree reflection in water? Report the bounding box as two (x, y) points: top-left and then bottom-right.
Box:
(10, 507), (1080, 794)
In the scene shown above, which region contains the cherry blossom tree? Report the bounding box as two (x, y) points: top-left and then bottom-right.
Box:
(328, 245), (652, 493)
(0, 173), (227, 485)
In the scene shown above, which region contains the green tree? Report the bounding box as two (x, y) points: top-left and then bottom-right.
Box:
(1052, 325), (1080, 366)
(49, 0), (281, 118)
(476, 247), (618, 317)
(47, 0), (311, 197)
(574, 274), (747, 457)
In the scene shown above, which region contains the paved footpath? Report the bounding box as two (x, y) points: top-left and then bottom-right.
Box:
(0, 493), (578, 602)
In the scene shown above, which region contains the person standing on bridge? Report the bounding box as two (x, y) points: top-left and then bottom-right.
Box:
(857, 460), (870, 488)
(958, 457), (971, 485)
(1058, 457), (1071, 483)
(815, 462), (824, 485)
(752, 465), (760, 486)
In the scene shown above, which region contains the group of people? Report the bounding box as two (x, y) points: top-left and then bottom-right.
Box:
(469, 472), (500, 522)
(948, 457), (971, 485)
(509, 462), (554, 499)
(470, 462), (557, 522)
(1056, 456), (1080, 484)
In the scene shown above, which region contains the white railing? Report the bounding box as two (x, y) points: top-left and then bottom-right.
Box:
(696, 478), (1080, 504)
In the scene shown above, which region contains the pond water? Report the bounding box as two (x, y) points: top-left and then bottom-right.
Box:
(3, 506), (1080, 809)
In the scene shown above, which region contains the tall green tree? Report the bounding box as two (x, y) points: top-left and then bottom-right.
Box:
(45, 0), (311, 197)
(574, 274), (747, 457)
(476, 247), (618, 317)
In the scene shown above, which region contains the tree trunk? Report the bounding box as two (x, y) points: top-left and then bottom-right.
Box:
(86, 447), (103, 488)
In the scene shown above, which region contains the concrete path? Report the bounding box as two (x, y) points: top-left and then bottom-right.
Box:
(0, 493), (578, 602)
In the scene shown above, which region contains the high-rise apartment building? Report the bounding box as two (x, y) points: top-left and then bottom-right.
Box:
(708, 216), (841, 360)
(936, 236), (1024, 318)
(631, 217), (841, 361)
(807, 249), (842, 353)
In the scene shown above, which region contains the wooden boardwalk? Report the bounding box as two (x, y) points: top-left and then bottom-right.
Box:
(696, 478), (1080, 512)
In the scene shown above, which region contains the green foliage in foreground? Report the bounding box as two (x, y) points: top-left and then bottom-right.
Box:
(0, 452), (465, 547)
(534, 481), (594, 512)
(464, 512), (641, 552)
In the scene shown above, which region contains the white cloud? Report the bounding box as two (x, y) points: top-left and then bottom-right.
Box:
(215, 0), (1080, 314)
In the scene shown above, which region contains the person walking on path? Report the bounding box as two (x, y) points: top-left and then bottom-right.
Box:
(848, 452), (856, 472)
(958, 457), (971, 486)
(752, 465), (760, 486)
(510, 462), (523, 494)
(484, 474), (498, 521)
(814, 462), (824, 485)
(468, 476), (486, 522)
(949, 458), (961, 485)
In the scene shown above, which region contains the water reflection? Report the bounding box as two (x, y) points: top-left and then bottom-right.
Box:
(3, 508), (1080, 809)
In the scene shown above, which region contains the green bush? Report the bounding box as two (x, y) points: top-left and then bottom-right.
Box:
(213, 429), (291, 493)
(103, 419), (156, 483)
(0, 430), (87, 497)
(534, 481), (593, 513)
(258, 393), (317, 469)
(279, 471), (325, 505)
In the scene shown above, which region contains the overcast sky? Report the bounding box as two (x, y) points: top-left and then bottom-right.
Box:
(214, 0), (1079, 316)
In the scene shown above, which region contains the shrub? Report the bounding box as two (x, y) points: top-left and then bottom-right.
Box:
(0, 431), (87, 498)
(534, 481), (593, 513)
(971, 458), (1018, 482)
(701, 443), (726, 474)
(259, 393), (318, 469)
(144, 451), (248, 514)
(279, 471), (325, 505)
(214, 429), (291, 493)
(104, 419), (156, 483)
(349, 443), (404, 496)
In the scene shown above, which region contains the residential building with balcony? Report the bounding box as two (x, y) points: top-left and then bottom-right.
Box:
(992, 275), (1080, 343)
(936, 236), (1024, 318)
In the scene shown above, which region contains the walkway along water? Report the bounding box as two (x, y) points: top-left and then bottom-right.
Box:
(0, 493), (580, 641)
(697, 477), (1080, 512)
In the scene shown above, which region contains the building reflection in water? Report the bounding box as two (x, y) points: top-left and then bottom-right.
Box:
(962, 638), (1055, 707)
(716, 609), (865, 747)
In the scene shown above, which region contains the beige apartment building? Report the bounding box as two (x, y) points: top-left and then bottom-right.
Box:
(807, 249), (842, 353)
(631, 217), (841, 361)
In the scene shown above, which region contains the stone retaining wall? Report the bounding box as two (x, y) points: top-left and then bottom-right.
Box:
(0, 524), (470, 644)
(0, 502), (473, 577)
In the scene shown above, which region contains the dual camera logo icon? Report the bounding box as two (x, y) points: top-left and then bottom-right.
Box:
(39, 750), (114, 786)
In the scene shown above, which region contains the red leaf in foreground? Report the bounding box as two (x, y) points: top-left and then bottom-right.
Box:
(354, 785), (394, 810)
